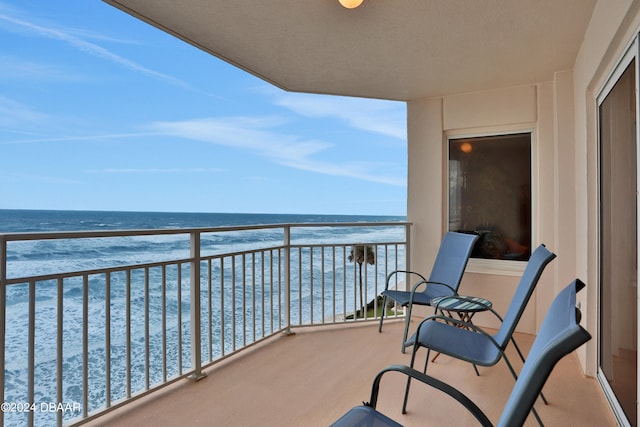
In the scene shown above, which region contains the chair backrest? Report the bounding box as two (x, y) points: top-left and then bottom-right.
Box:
(427, 232), (479, 293)
(497, 279), (590, 427)
(492, 244), (556, 348)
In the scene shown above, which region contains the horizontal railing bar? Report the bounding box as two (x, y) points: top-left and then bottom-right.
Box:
(201, 241), (407, 260)
(290, 241), (407, 249)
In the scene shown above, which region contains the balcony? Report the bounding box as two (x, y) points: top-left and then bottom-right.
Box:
(0, 222), (616, 426)
(85, 321), (614, 426)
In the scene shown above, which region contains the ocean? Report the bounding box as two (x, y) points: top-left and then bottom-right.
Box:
(0, 209), (404, 233)
(0, 209), (406, 426)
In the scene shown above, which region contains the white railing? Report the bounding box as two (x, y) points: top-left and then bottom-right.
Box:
(0, 221), (410, 426)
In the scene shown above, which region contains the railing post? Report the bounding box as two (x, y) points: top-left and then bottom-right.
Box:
(282, 226), (294, 335)
(189, 232), (206, 381)
(404, 223), (411, 276)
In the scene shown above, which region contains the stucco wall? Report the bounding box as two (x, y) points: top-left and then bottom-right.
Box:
(406, 97), (445, 282)
(407, 83), (562, 335)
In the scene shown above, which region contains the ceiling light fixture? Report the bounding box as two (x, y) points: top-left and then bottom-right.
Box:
(338, 0), (364, 9)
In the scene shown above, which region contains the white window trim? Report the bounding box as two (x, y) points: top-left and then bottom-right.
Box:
(465, 258), (527, 276)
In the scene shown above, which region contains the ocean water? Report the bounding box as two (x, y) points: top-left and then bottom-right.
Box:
(0, 210), (404, 233)
(0, 210), (405, 426)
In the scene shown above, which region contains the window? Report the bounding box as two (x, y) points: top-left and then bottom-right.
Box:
(449, 133), (532, 261)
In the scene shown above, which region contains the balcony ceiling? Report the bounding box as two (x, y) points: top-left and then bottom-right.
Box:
(103, 0), (596, 101)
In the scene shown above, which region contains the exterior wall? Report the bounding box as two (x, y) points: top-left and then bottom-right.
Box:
(406, 0), (640, 381)
(406, 97), (445, 279)
(407, 83), (563, 334)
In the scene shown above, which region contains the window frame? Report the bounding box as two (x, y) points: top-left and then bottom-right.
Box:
(445, 128), (536, 276)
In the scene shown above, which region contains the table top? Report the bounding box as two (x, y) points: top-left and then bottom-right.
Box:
(430, 295), (492, 313)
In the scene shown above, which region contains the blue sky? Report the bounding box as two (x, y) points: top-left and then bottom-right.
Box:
(0, 1), (407, 216)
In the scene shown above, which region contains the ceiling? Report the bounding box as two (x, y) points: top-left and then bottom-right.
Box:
(103, 0), (597, 101)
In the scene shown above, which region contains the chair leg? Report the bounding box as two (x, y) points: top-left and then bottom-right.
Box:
(402, 372), (411, 414)
(378, 295), (388, 333)
(472, 363), (480, 376)
(401, 303), (413, 353)
(511, 336), (526, 362)
(402, 343), (425, 414)
(422, 349), (431, 373)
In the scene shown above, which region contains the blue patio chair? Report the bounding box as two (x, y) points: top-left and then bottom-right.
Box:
(330, 279), (590, 427)
(378, 231), (479, 353)
(403, 244), (555, 424)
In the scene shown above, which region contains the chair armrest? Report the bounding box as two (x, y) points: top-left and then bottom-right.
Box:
(384, 270), (427, 291)
(367, 364), (492, 427)
(407, 280), (457, 308)
(416, 281), (457, 296)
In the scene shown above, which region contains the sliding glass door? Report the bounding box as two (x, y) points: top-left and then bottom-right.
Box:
(598, 49), (638, 427)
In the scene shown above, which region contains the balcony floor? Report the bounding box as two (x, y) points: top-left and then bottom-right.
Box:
(85, 319), (616, 426)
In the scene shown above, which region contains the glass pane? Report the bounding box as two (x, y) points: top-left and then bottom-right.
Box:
(449, 133), (531, 260)
(599, 60), (637, 426)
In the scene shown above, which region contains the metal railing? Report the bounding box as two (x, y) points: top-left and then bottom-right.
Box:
(0, 221), (410, 426)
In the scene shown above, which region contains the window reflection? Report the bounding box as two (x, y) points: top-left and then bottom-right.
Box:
(449, 133), (532, 261)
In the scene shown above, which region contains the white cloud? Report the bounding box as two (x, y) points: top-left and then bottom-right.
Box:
(148, 116), (405, 186)
(0, 95), (50, 128)
(90, 168), (224, 174)
(0, 55), (75, 81)
(0, 8), (192, 90)
(0, 130), (163, 145)
(150, 116), (331, 161)
(273, 92), (406, 140)
(2, 113), (405, 186)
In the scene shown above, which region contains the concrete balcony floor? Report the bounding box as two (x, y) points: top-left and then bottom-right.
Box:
(86, 319), (617, 427)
